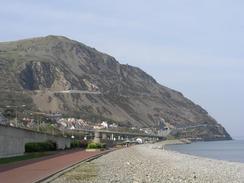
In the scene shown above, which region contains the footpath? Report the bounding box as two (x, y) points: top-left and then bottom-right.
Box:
(0, 149), (111, 183)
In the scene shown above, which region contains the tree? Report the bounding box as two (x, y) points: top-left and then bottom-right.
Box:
(2, 108), (16, 118)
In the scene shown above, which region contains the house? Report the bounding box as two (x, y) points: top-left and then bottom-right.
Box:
(0, 113), (7, 125)
(109, 123), (118, 128)
(101, 121), (108, 128)
(93, 125), (104, 130)
(136, 138), (143, 144)
(44, 112), (62, 122)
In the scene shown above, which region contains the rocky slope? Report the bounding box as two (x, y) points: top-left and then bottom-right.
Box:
(0, 35), (231, 140)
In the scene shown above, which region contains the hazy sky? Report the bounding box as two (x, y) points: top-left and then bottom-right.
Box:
(0, 0), (243, 138)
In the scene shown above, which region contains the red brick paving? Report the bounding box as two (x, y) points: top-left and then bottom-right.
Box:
(0, 149), (80, 172)
(0, 150), (110, 183)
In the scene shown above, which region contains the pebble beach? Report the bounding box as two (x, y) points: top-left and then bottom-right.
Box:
(51, 141), (244, 183)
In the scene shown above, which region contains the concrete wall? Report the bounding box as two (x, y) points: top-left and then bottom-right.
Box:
(0, 125), (71, 158)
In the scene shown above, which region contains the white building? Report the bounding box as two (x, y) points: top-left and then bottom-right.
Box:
(101, 121), (108, 128)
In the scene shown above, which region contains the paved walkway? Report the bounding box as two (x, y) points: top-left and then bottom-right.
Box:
(0, 150), (110, 183)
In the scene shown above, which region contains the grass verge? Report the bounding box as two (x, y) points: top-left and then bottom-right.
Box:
(58, 162), (97, 182)
(0, 152), (51, 165)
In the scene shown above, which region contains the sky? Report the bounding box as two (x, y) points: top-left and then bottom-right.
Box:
(0, 0), (243, 138)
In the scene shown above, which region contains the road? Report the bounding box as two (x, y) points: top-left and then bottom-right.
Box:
(49, 90), (101, 94)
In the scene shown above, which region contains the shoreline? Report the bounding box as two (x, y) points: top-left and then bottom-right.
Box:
(155, 139), (192, 147)
(161, 139), (244, 164)
(50, 141), (244, 183)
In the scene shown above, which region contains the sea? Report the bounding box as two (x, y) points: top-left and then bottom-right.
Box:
(166, 140), (244, 163)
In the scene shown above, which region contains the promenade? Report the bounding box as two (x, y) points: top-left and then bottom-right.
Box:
(0, 149), (110, 183)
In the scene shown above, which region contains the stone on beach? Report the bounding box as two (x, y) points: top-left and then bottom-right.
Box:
(51, 142), (244, 183)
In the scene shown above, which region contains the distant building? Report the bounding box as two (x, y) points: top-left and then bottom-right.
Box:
(44, 112), (62, 122)
(101, 121), (108, 128)
(57, 117), (90, 130)
(109, 123), (118, 128)
(93, 125), (104, 130)
(136, 138), (143, 144)
(0, 113), (7, 125)
(69, 126), (75, 130)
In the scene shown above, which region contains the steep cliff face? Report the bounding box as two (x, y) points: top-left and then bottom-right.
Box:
(0, 35), (231, 140)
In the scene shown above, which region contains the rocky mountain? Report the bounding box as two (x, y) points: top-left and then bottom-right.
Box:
(0, 35), (231, 140)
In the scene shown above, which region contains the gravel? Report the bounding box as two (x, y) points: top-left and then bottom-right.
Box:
(51, 142), (244, 183)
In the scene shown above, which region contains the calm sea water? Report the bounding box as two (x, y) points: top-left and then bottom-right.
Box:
(166, 140), (244, 163)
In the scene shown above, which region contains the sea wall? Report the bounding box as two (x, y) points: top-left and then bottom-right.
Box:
(0, 125), (71, 157)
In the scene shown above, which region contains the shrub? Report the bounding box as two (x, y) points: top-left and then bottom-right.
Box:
(46, 140), (57, 150)
(80, 140), (88, 148)
(87, 142), (106, 149)
(25, 140), (57, 152)
(70, 140), (80, 148)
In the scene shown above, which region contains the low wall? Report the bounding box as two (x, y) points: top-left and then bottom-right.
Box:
(0, 125), (71, 158)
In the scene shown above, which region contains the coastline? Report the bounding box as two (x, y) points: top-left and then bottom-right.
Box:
(154, 139), (192, 148)
(163, 139), (244, 163)
(50, 140), (244, 183)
